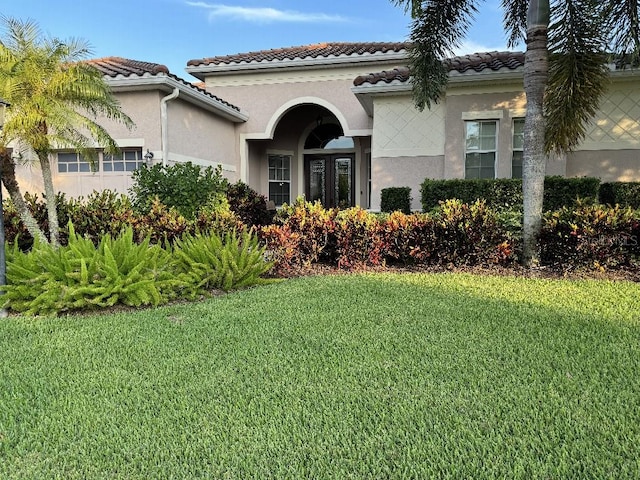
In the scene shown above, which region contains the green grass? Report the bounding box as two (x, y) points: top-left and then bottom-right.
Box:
(1, 272), (639, 479)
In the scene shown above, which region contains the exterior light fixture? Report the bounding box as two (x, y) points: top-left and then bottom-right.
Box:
(0, 97), (11, 318)
(144, 149), (154, 166)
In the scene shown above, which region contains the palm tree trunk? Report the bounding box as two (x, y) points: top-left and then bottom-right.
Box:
(0, 149), (48, 245)
(522, 0), (550, 267)
(37, 152), (60, 248)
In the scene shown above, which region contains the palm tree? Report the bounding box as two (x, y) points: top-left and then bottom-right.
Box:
(393, 0), (639, 265)
(0, 16), (133, 247)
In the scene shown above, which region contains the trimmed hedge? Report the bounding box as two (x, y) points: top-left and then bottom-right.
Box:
(421, 178), (522, 212)
(420, 176), (600, 212)
(544, 176), (600, 210)
(381, 187), (412, 214)
(261, 199), (516, 275)
(262, 199), (640, 275)
(599, 182), (640, 209)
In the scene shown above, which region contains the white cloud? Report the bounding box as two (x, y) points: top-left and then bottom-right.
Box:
(452, 40), (510, 56)
(186, 2), (348, 24)
(452, 40), (524, 56)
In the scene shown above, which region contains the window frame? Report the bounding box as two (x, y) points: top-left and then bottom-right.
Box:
(267, 152), (292, 207)
(56, 151), (98, 174)
(103, 148), (145, 173)
(464, 120), (498, 180)
(511, 118), (524, 179)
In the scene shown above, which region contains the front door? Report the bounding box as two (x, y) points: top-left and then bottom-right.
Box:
(305, 154), (355, 208)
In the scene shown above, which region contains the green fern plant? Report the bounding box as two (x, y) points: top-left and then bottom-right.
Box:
(3, 223), (178, 315)
(172, 229), (273, 296)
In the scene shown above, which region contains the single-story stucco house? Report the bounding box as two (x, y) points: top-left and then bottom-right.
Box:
(13, 42), (640, 211)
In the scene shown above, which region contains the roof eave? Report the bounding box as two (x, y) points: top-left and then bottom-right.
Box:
(447, 68), (524, 85)
(351, 81), (412, 116)
(105, 74), (248, 122)
(351, 67), (527, 114)
(186, 51), (409, 79)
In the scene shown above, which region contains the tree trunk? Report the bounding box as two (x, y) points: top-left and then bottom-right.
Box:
(0, 149), (49, 245)
(37, 152), (60, 248)
(522, 0), (550, 267)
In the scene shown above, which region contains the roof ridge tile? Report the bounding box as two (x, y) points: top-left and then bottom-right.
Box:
(187, 41), (409, 67)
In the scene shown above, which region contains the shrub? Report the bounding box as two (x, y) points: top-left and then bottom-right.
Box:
(430, 199), (515, 266)
(543, 176), (600, 211)
(196, 204), (246, 237)
(379, 211), (435, 265)
(273, 198), (337, 265)
(420, 177), (599, 212)
(2, 192), (69, 249)
(261, 199), (515, 272)
(421, 178), (522, 212)
(381, 187), (412, 214)
(65, 190), (133, 244)
(599, 181), (640, 209)
(539, 202), (640, 271)
(260, 224), (304, 277)
(226, 181), (274, 227)
(130, 162), (228, 219)
(126, 198), (193, 245)
(171, 229), (273, 295)
(334, 207), (384, 269)
(3, 224), (175, 315)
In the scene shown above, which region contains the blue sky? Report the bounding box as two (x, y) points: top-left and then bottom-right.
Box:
(2, 0), (514, 80)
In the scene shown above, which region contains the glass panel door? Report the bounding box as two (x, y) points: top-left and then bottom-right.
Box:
(309, 158), (326, 204)
(334, 157), (352, 209)
(305, 154), (355, 208)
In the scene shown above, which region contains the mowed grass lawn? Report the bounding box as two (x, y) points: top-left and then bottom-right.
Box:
(1, 273), (639, 479)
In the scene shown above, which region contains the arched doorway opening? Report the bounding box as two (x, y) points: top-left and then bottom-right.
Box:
(303, 121), (356, 208)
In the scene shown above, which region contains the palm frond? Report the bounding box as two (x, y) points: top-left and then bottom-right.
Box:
(0, 16), (134, 158)
(502, 0), (528, 48)
(391, 0), (423, 18)
(407, 0), (482, 110)
(545, 0), (610, 153)
(604, 0), (640, 64)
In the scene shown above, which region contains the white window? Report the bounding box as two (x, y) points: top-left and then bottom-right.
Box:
(512, 119), (524, 179)
(104, 149), (144, 172)
(57, 152), (97, 173)
(465, 121), (497, 179)
(268, 154), (291, 206)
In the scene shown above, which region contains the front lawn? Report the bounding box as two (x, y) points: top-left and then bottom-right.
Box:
(1, 273), (638, 478)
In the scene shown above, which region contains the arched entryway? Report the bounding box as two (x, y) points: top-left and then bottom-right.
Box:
(246, 99), (369, 208)
(303, 120), (356, 208)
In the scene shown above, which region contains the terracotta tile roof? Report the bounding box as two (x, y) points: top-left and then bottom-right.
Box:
(446, 51), (525, 73)
(353, 66), (411, 86)
(187, 42), (409, 67)
(353, 51), (525, 86)
(88, 57), (170, 76)
(87, 57), (241, 112)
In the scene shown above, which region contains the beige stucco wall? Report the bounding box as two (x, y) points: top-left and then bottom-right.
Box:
(13, 89), (241, 198)
(444, 86), (528, 179)
(567, 149), (640, 181)
(13, 90), (162, 198)
(372, 95), (445, 158)
(565, 78), (640, 181)
(579, 79), (640, 152)
(204, 64), (403, 137)
(166, 97), (240, 181)
(371, 155), (444, 212)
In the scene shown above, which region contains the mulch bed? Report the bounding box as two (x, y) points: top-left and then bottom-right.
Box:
(275, 262), (640, 283)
